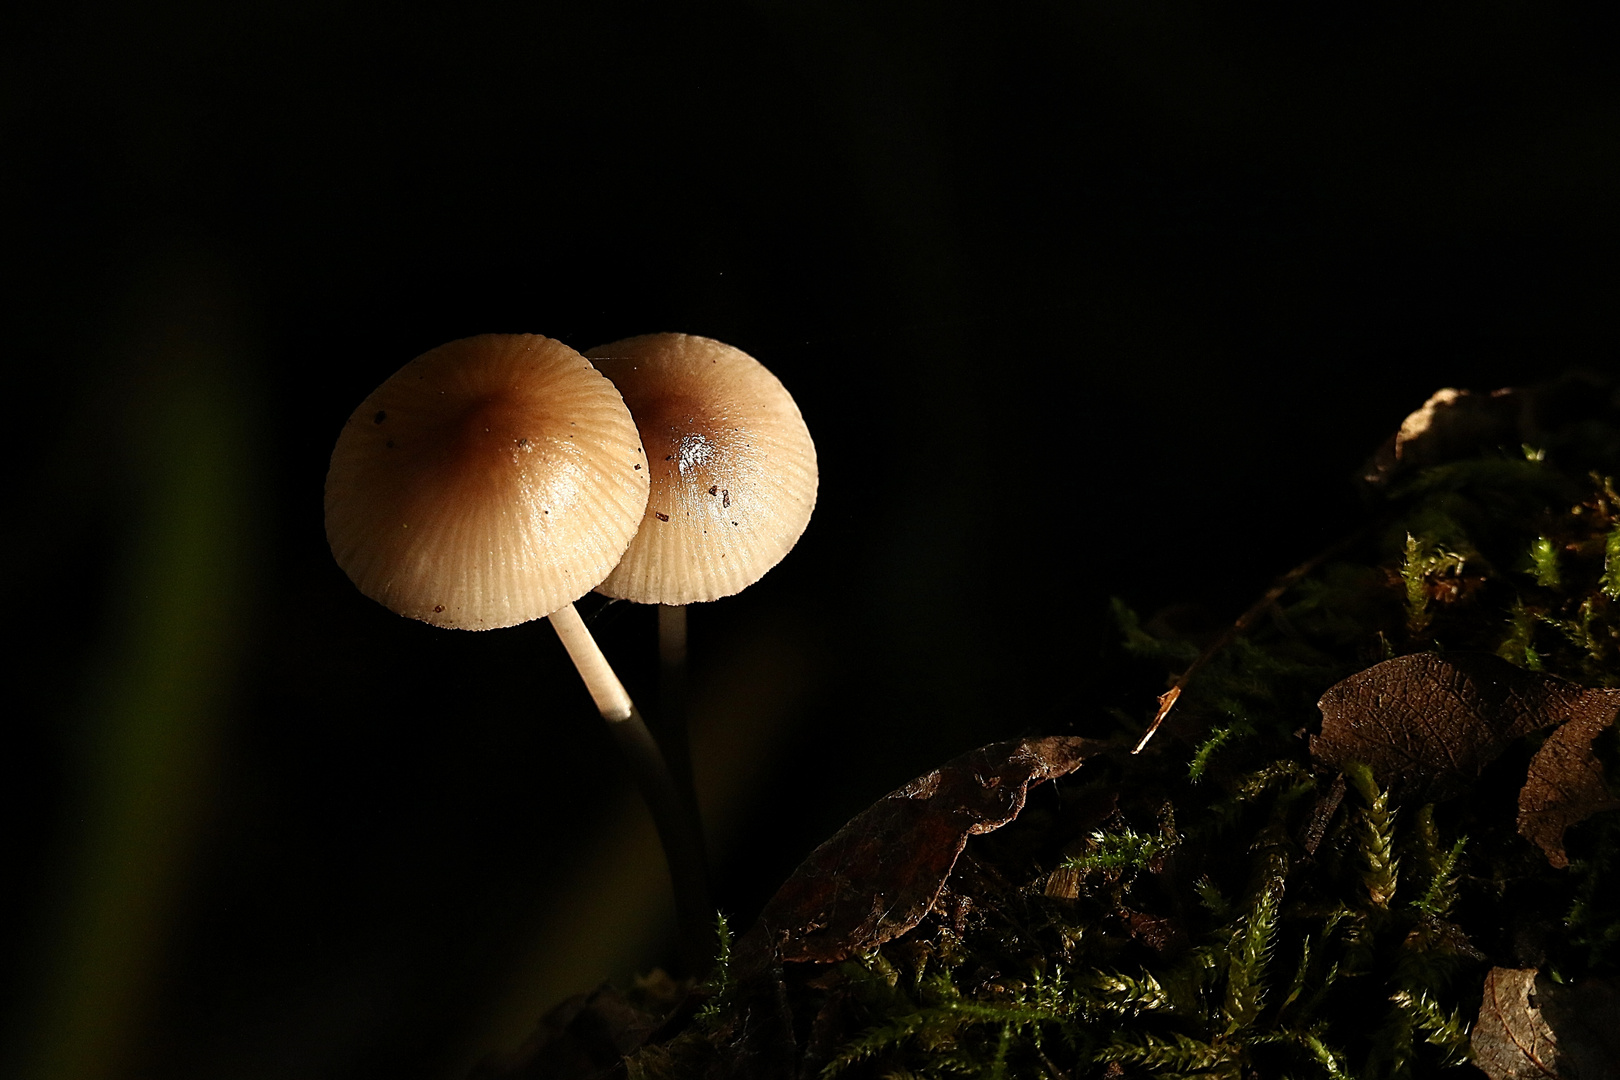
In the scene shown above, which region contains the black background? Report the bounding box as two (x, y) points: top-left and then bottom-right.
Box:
(7, 4), (1617, 1078)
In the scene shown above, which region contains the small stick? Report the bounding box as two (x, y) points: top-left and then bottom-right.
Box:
(1132, 528), (1369, 755)
(549, 602), (712, 973)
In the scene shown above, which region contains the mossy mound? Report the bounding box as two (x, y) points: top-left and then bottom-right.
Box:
(498, 375), (1620, 1080)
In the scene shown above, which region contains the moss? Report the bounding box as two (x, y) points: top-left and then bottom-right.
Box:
(619, 379), (1620, 1080)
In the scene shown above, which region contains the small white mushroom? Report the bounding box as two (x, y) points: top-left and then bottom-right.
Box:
(585, 332), (818, 606)
(324, 333), (711, 970)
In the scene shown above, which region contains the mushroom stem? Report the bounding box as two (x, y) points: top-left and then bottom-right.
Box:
(549, 602), (634, 722)
(605, 704), (713, 976)
(657, 603), (698, 811)
(547, 602), (713, 974)
(658, 604), (687, 704)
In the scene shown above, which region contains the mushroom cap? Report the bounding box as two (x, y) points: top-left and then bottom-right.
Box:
(585, 333), (817, 605)
(325, 334), (649, 629)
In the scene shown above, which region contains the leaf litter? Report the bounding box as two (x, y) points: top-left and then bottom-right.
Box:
(482, 376), (1620, 1079)
(1312, 653), (1620, 867)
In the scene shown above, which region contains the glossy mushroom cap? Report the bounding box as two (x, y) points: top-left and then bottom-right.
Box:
(585, 333), (817, 605)
(325, 334), (649, 629)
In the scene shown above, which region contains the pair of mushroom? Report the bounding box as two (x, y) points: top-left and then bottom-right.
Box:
(323, 332), (817, 969)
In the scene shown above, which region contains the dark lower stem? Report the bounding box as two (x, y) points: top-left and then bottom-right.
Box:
(656, 604), (698, 818)
(658, 603), (688, 718)
(549, 604), (713, 974)
(606, 705), (713, 976)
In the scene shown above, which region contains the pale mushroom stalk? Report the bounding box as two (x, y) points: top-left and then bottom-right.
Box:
(549, 602), (636, 722)
(549, 602), (712, 973)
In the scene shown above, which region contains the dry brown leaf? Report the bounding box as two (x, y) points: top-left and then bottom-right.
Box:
(1312, 653), (1605, 799)
(1473, 968), (1620, 1080)
(1519, 702), (1620, 868)
(1473, 967), (1561, 1080)
(740, 735), (1099, 965)
(1359, 386), (1528, 487)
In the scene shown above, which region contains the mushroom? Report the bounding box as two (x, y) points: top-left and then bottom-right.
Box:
(584, 332), (818, 608)
(584, 332), (818, 811)
(324, 333), (711, 968)
(325, 333), (648, 632)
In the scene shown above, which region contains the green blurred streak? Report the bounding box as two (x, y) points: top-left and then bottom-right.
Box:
(19, 256), (257, 1080)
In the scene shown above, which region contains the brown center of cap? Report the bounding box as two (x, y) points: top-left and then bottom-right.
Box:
(325, 334), (650, 629)
(585, 333), (817, 605)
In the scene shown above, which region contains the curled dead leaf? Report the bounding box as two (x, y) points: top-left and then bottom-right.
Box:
(740, 735), (1100, 966)
(1519, 701), (1620, 868)
(1312, 653), (1608, 799)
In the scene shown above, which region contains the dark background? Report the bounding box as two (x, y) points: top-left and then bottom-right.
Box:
(7, 4), (1617, 1078)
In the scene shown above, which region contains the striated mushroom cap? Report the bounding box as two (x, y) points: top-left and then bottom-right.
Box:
(325, 334), (649, 629)
(585, 333), (817, 605)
